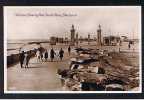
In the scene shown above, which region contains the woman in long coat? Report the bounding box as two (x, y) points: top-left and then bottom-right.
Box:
(50, 48), (55, 62)
(19, 51), (25, 68)
(59, 48), (64, 61)
(24, 52), (30, 68)
(44, 50), (48, 61)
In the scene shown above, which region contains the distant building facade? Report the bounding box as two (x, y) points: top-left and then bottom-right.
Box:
(103, 36), (121, 46)
(50, 36), (57, 45)
(50, 36), (64, 45)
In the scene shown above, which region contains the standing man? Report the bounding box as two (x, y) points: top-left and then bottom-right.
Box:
(68, 46), (71, 55)
(19, 51), (25, 68)
(40, 52), (43, 62)
(59, 48), (64, 61)
(38, 47), (43, 62)
(50, 48), (55, 62)
(23, 52), (29, 68)
(36, 50), (40, 62)
(44, 50), (48, 61)
(25, 52), (30, 68)
(128, 41), (131, 49)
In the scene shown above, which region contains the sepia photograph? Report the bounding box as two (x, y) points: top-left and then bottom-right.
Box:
(4, 6), (141, 93)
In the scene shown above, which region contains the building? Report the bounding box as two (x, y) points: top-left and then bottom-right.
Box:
(64, 37), (69, 44)
(50, 36), (56, 45)
(50, 36), (64, 45)
(103, 36), (121, 46)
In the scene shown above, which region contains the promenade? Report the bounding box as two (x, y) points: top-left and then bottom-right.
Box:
(7, 44), (76, 91)
(7, 42), (139, 91)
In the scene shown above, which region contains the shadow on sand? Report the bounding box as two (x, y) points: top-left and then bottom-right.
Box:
(23, 66), (46, 69)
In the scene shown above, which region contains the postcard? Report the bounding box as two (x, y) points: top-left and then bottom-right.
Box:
(4, 6), (141, 93)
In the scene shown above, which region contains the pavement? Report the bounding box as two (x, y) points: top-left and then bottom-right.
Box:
(7, 51), (75, 91)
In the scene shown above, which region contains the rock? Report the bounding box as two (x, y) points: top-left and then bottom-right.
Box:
(105, 84), (124, 91)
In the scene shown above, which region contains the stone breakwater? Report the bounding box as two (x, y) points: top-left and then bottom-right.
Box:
(57, 48), (139, 91)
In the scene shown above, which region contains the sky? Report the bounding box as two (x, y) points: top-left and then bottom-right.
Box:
(4, 6), (141, 40)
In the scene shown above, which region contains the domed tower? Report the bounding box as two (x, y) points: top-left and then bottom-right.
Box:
(70, 24), (75, 45)
(97, 24), (102, 46)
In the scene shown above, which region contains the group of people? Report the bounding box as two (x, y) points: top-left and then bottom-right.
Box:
(50, 48), (64, 61)
(19, 46), (72, 68)
(36, 47), (67, 62)
(36, 49), (45, 62)
(19, 51), (30, 68)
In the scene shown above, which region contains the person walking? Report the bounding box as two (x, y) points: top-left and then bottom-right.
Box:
(59, 48), (64, 61)
(24, 52), (30, 68)
(19, 51), (25, 68)
(40, 52), (43, 62)
(68, 46), (71, 55)
(50, 48), (55, 62)
(128, 41), (131, 49)
(38, 47), (44, 62)
(44, 50), (48, 61)
(36, 50), (41, 62)
(26, 52), (31, 68)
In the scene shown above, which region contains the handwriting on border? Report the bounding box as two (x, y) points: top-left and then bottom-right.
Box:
(15, 12), (77, 17)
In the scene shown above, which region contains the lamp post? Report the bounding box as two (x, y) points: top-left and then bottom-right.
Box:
(88, 33), (90, 45)
(118, 32), (121, 53)
(133, 30), (135, 53)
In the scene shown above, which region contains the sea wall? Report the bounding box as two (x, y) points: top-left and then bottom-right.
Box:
(7, 47), (45, 67)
